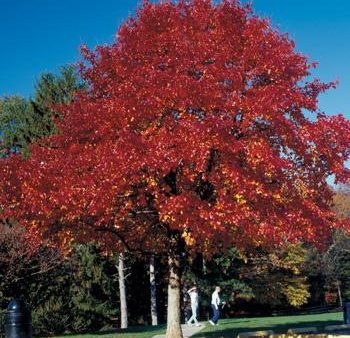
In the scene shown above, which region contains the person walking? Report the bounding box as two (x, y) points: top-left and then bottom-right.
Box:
(187, 286), (201, 327)
(209, 286), (225, 325)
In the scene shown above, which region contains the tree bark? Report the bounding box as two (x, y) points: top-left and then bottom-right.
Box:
(118, 253), (128, 329)
(182, 278), (188, 323)
(150, 255), (158, 326)
(166, 253), (183, 338)
(337, 279), (343, 307)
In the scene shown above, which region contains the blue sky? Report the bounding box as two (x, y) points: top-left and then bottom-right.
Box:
(0, 0), (349, 120)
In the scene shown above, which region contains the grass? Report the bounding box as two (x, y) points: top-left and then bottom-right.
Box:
(54, 324), (166, 338)
(54, 312), (344, 338)
(192, 311), (343, 337)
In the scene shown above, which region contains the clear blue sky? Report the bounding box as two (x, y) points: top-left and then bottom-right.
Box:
(0, 0), (349, 120)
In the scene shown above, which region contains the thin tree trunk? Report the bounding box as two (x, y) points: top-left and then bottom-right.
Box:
(150, 255), (158, 326)
(337, 280), (343, 307)
(182, 278), (188, 323)
(203, 256), (207, 275)
(118, 253), (128, 329)
(166, 253), (183, 338)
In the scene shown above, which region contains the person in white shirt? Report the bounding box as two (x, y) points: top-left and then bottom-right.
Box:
(187, 286), (200, 327)
(209, 286), (224, 325)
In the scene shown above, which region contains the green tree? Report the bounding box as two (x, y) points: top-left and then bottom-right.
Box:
(0, 65), (83, 157)
(183, 248), (253, 319)
(241, 244), (310, 309)
(30, 243), (119, 335)
(0, 96), (40, 156)
(69, 244), (119, 333)
(30, 254), (72, 335)
(33, 65), (84, 118)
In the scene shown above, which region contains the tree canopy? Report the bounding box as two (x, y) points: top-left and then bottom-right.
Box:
(1, 0), (349, 254)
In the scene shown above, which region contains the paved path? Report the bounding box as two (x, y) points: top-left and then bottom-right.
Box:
(332, 331), (350, 335)
(153, 322), (205, 338)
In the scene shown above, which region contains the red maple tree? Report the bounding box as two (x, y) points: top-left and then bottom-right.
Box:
(1, 1), (350, 336)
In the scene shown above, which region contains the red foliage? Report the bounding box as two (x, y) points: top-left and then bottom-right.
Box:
(1, 0), (350, 254)
(324, 291), (338, 304)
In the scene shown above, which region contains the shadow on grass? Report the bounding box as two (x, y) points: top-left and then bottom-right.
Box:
(193, 319), (343, 338)
(59, 324), (166, 337)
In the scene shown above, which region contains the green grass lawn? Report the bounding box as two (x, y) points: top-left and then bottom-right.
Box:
(193, 311), (343, 337)
(55, 324), (166, 338)
(54, 311), (343, 338)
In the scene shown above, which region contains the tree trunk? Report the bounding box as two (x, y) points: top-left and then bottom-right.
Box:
(118, 253), (128, 329)
(166, 254), (183, 338)
(150, 255), (158, 326)
(202, 255), (207, 275)
(337, 279), (343, 307)
(182, 278), (188, 323)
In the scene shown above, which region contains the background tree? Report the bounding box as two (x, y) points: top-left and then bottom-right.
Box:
(183, 248), (253, 318)
(0, 221), (61, 303)
(68, 244), (119, 333)
(118, 253), (128, 329)
(0, 65), (83, 157)
(320, 184), (350, 306)
(240, 244), (310, 309)
(1, 1), (350, 337)
(34, 65), (84, 112)
(150, 255), (158, 326)
(0, 96), (42, 157)
(333, 184), (350, 220)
